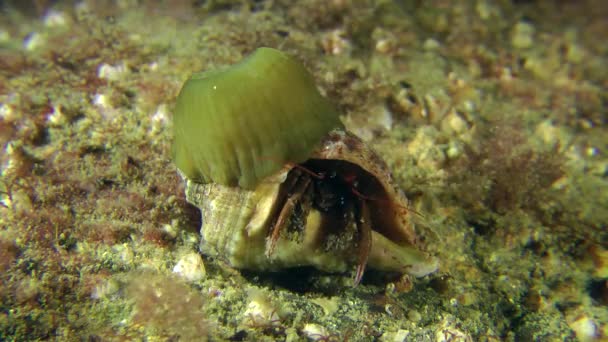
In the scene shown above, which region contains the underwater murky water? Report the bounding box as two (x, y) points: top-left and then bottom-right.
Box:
(0, 1), (606, 340)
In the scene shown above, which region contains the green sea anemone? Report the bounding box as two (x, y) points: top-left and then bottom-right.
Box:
(172, 47), (342, 189)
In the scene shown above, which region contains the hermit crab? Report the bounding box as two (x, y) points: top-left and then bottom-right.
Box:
(173, 47), (438, 284)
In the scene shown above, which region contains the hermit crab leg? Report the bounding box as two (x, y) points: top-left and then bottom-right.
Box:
(354, 199), (372, 285)
(259, 168), (301, 235)
(266, 173), (312, 257)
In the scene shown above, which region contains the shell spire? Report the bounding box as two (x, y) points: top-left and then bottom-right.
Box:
(172, 47), (343, 189)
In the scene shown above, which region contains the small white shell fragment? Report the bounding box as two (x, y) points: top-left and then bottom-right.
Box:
(534, 119), (571, 148)
(441, 111), (468, 135)
(0, 103), (16, 121)
(310, 296), (339, 316)
(113, 244), (134, 265)
(93, 93), (112, 109)
(7, 189), (33, 214)
(375, 38), (394, 54)
(243, 289), (278, 323)
(173, 252), (206, 282)
(0, 30), (9, 44)
(407, 127), (446, 170)
(149, 104), (170, 135)
(435, 316), (473, 342)
(24, 32), (44, 51)
(98, 62), (128, 81)
(407, 310), (422, 322)
(568, 315), (598, 342)
(423, 38), (441, 51)
(446, 142), (462, 159)
(91, 278), (120, 300)
(43, 10), (68, 27)
(151, 104), (169, 126)
(302, 323), (329, 341)
(47, 105), (66, 126)
(321, 29), (350, 55)
(379, 329), (410, 342)
(511, 21), (535, 49)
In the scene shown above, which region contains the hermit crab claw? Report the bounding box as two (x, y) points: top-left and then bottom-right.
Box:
(174, 47), (438, 285)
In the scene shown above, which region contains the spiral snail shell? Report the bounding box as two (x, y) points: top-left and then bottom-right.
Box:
(173, 48), (438, 284)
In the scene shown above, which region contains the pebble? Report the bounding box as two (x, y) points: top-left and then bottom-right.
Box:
(172, 252), (206, 282)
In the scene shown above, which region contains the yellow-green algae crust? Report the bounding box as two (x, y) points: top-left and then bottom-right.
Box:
(172, 47), (343, 189)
